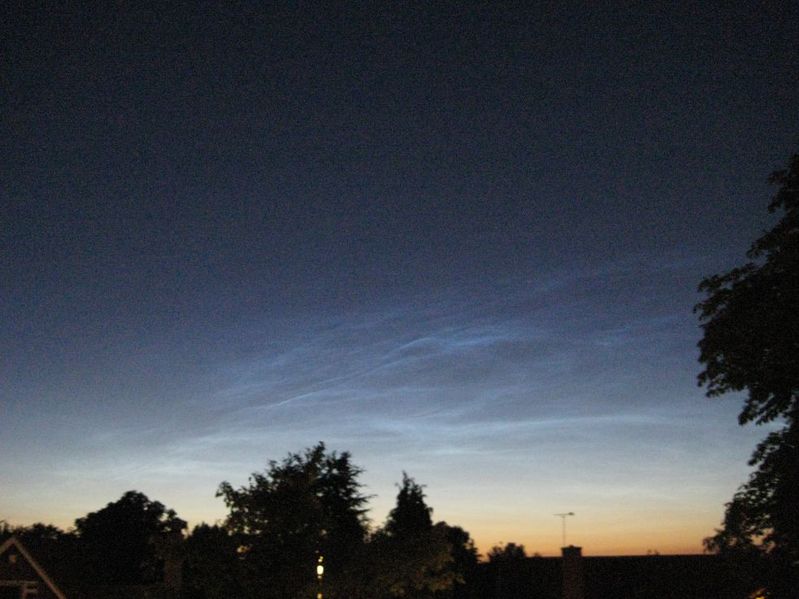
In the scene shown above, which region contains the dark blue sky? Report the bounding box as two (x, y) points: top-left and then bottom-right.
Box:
(2, 3), (797, 554)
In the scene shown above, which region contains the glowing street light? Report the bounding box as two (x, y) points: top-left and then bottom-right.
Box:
(316, 554), (324, 599)
(554, 512), (575, 547)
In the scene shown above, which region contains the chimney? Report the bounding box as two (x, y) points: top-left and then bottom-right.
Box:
(562, 545), (584, 599)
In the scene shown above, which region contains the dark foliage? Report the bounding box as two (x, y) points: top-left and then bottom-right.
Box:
(181, 524), (243, 599)
(216, 442), (370, 599)
(364, 473), (456, 599)
(434, 523), (479, 599)
(487, 542), (528, 562)
(385, 472), (433, 539)
(486, 543), (531, 599)
(74, 490), (186, 586)
(2, 452), (481, 599)
(696, 153), (799, 426)
(696, 151), (799, 597)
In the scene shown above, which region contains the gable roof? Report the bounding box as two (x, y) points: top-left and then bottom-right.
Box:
(0, 536), (67, 599)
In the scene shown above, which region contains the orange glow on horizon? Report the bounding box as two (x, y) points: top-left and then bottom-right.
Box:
(9, 495), (721, 560)
(466, 518), (713, 558)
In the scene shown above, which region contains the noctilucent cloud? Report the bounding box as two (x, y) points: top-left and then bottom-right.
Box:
(2, 3), (797, 555)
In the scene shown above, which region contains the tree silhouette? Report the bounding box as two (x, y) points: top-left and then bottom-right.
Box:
(696, 150), (799, 597)
(216, 442), (369, 599)
(182, 523), (243, 599)
(487, 542), (527, 562)
(434, 523), (479, 599)
(74, 490), (186, 585)
(366, 473), (456, 598)
(385, 472), (433, 538)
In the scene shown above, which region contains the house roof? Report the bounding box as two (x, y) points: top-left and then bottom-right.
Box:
(0, 536), (67, 599)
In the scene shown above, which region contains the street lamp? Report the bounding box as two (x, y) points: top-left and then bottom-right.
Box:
(554, 512), (575, 547)
(316, 554), (324, 599)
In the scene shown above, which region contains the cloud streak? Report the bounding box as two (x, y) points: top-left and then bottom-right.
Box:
(0, 252), (764, 551)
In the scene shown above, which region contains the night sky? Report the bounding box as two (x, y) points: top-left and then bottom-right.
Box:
(2, 3), (798, 555)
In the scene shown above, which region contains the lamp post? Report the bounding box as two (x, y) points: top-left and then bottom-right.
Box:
(316, 554), (324, 599)
(554, 512), (575, 547)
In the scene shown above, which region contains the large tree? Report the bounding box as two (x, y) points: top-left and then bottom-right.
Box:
(385, 472), (433, 538)
(696, 151), (799, 597)
(434, 523), (479, 599)
(366, 474), (456, 599)
(216, 442), (370, 599)
(74, 490), (186, 585)
(182, 523), (244, 599)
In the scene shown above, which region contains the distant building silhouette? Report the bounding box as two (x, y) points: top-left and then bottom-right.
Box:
(477, 550), (754, 598)
(0, 536), (67, 599)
